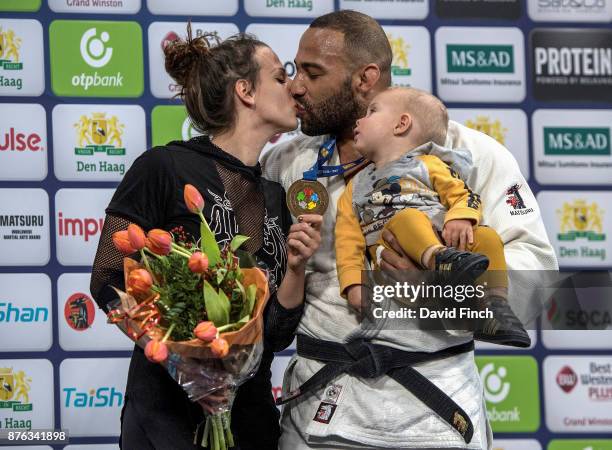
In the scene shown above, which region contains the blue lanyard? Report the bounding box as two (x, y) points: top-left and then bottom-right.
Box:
(302, 138), (365, 181)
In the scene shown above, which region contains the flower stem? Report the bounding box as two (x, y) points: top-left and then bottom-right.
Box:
(161, 323), (176, 343)
(171, 243), (192, 258)
(139, 249), (159, 284)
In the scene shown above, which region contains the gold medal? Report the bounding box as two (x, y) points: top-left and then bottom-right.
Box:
(287, 179), (329, 217)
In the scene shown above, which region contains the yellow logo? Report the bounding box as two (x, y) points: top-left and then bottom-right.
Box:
(387, 34), (412, 77)
(74, 112), (125, 155)
(557, 200), (605, 241)
(0, 27), (23, 70)
(465, 116), (507, 146)
(0, 367), (33, 411)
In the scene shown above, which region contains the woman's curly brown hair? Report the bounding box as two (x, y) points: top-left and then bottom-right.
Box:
(164, 22), (268, 136)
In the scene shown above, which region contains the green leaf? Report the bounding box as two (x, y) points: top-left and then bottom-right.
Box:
(230, 235), (250, 252)
(246, 284), (256, 316)
(235, 250), (255, 268)
(200, 222), (221, 266)
(216, 268), (227, 285)
(203, 281), (229, 326)
(237, 315), (250, 324)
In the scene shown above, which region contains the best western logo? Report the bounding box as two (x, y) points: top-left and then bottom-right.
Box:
(63, 386), (124, 408)
(0, 27), (24, 90)
(557, 365), (578, 393)
(74, 112), (126, 175)
(0, 302), (48, 323)
(447, 45), (514, 73)
(465, 116), (508, 145)
(0, 128), (43, 152)
(57, 212), (104, 242)
(0, 368), (33, 415)
(388, 34), (412, 76)
(544, 127), (611, 156)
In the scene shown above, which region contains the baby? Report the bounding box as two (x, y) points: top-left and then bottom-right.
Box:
(335, 87), (529, 347)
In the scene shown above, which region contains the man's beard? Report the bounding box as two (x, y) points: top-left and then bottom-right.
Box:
(299, 78), (364, 137)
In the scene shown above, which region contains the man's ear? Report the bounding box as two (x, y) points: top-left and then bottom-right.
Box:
(234, 79), (255, 107)
(394, 113), (412, 136)
(355, 63), (381, 96)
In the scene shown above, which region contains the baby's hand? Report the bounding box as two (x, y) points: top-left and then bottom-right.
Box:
(346, 284), (363, 312)
(442, 219), (474, 251)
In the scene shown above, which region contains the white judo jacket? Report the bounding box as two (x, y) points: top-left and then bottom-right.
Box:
(260, 121), (558, 449)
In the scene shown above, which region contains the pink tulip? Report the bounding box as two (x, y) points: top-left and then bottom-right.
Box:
(127, 269), (153, 295)
(112, 230), (136, 254)
(210, 338), (229, 358)
(188, 252), (209, 273)
(146, 229), (173, 255)
(145, 340), (168, 363)
(184, 184), (204, 214)
(194, 321), (217, 342)
(127, 224), (146, 250)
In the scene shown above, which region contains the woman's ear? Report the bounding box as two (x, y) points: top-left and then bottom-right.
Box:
(235, 79), (255, 107)
(394, 113), (412, 136)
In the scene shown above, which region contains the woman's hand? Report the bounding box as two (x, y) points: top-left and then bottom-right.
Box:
(287, 214), (323, 271)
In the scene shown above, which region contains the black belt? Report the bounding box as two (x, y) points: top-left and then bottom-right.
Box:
(276, 335), (475, 444)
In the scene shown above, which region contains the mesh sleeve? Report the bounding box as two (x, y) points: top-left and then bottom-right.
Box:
(264, 293), (304, 352)
(90, 214), (134, 312)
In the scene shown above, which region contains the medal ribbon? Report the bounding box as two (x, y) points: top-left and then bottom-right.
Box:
(302, 138), (365, 181)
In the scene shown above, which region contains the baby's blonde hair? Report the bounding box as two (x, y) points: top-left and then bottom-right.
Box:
(388, 87), (448, 146)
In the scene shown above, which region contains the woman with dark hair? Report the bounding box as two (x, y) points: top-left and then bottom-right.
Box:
(90, 27), (321, 450)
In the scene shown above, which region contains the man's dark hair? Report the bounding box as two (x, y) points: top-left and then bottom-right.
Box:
(310, 10), (393, 86)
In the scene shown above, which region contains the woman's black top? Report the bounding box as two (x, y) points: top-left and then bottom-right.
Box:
(90, 136), (302, 450)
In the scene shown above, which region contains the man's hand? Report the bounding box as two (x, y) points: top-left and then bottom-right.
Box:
(287, 214), (323, 271)
(346, 284), (362, 311)
(379, 229), (419, 271)
(442, 219), (474, 251)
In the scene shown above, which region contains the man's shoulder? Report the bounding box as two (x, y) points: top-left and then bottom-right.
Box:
(447, 120), (518, 166)
(262, 133), (325, 162)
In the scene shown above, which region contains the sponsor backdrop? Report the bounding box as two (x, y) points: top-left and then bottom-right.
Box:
(0, 0), (611, 449)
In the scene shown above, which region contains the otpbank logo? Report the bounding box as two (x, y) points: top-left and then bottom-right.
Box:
(476, 356), (540, 432)
(50, 20), (143, 97)
(151, 105), (199, 146)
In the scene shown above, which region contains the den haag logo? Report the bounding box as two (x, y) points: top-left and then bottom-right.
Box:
(531, 29), (612, 101)
(557, 200), (606, 261)
(0, 26), (23, 90)
(64, 292), (95, 331)
(0, 367), (33, 430)
(388, 34), (412, 78)
(465, 116), (508, 145)
(74, 112), (126, 175)
(261, 0), (315, 13)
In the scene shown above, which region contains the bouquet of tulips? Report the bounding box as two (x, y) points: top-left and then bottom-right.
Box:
(107, 184), (270, 450)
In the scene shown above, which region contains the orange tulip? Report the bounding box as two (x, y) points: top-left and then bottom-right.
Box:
(184, 184), (204, 214)
(127, 224), (146, 250)
(127, 268), (153, 295)
(194, 321), (217, 342)
(188, 252), (209, 273)
(112, 230), (136, 254)
(145, 339), (168, 363)
(146, 229), (173, 255)
(210, 337), (229, 358)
